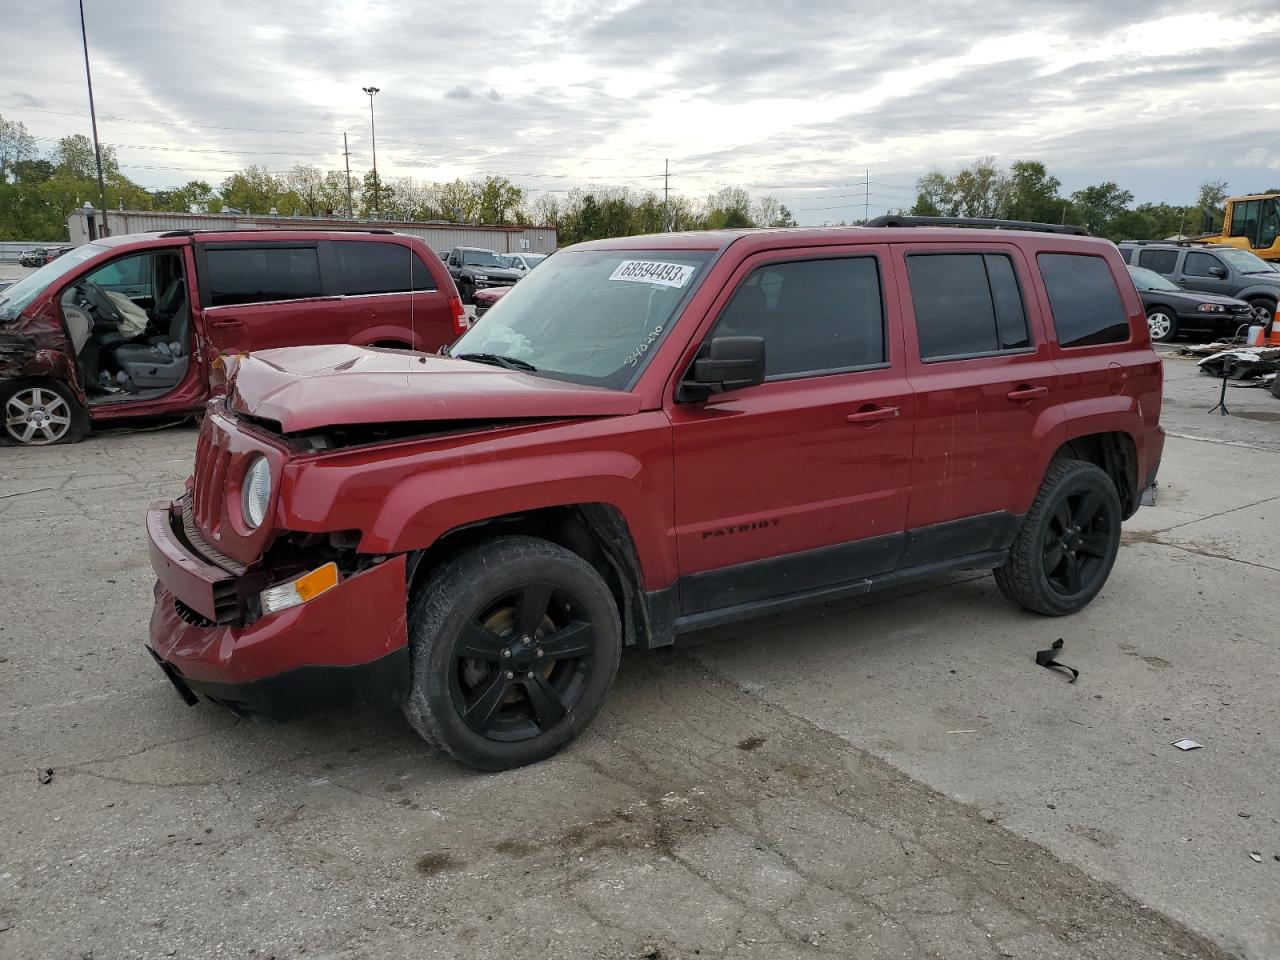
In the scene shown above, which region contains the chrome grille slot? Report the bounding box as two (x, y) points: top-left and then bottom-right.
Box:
(179, 493), (247, 575)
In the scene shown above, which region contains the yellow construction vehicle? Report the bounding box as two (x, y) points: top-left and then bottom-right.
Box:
(1204, 193), (1280, 262)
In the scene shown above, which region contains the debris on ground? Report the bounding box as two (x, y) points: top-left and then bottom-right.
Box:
(1196, 347), (1280, 381)
(36, 768), (53, 785)
(1249, 853), (1263, 863)
(1035, 639), (1079, 682)
(1172, 739), (1203, 751)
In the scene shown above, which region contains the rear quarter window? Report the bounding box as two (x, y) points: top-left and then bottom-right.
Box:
(332, 240), (437, 295)
(1037, 253), (1130, 348)
(1136, 248), (1178, 274)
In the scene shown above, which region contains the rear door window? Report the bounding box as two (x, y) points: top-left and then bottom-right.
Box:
(332, 240), (436, 295)
(906, 252), (1030, 360)
(1038, 253), (1130, 348)
(204, 246), (323, 307)
(1137, 248), (1178, 274)
(712, 256), (885, 379)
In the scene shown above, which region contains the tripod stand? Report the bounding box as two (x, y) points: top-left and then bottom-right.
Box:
(1207, 367), (1231, 416)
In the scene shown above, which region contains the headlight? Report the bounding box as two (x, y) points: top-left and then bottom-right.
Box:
(473, 273), (489, 281)
(1197, 304), (1226, 313)
(241, 455), (271, 529)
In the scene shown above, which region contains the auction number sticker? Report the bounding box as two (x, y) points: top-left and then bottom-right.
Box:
(609, 260), (696, 288)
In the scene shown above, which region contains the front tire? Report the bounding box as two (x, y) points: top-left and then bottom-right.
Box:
(1145, 306), (1178, 342)
(458, 280), (475, 305)
(994, 460), (1122, 616)
(1249, 298), (1276, 330)
(1, 378), (88, 446)
(403, 536), (622, 771)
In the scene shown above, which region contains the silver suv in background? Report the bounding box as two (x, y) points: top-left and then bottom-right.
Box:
(1117, 241), (1279, 326)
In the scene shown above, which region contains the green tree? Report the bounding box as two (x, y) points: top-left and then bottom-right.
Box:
(1004, 161), (1063, 223)
(51, 134), (119, 181)
(475, 175), (524, 224)
(704, 186), (753, 228)
(1069, 182), (1134, 238)
(221, 165), (284, 214)
(151, 181), (216, 213)
(0, 115), (36, 182)
(1195, 179), (1229, 235)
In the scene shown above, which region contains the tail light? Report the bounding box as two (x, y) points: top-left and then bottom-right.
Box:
(449, 294), (467, 335)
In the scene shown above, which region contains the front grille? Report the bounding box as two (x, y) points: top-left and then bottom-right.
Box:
(179, 493), (246, 575)
(192, 426), (232, 534)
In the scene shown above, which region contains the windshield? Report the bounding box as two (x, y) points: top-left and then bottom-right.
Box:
(462, 250), (508, 268)
(1217, 248), (1275, 274)
(1128, 266), (1179, 291)
(451, 248), (713, 390)
(0, 243), (104, 321)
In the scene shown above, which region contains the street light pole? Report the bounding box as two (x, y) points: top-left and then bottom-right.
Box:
(78, 0), (109, 237)
(362, 86), (380, 219)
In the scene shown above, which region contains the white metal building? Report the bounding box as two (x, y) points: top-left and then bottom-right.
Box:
(66, 208), (557, 254)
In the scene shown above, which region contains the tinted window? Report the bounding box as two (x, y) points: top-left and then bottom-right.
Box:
(908, 253), (1029, 360)
(205, 246), (323, 307)
(88, 254), (149, 291)
(713, 257), (884, 378)
(1184, 251), (1222, 278)
(1117, 246), (1133, 264)
(332, 241), (436, 295)
(1230, 200), (1258, 238)
(1038, 254), (1130, 348)
(1137, 248), (1178, 274)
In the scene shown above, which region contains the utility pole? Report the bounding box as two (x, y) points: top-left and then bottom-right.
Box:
(78, 0), (109, 237)
(362, 86), (380, 218)
(864, 170), (870, 224)
(663, 158), (670, 231)
(342, 132), (354, 220)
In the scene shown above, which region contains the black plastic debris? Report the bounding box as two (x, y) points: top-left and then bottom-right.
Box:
(37, 768), (53, 785)
(1035, 639), (1078, 682)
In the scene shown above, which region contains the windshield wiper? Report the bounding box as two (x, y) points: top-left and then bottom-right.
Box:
(453, 352), (538, 372)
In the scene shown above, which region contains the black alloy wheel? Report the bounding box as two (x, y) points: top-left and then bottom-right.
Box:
(403, 536), (621, 770)
(1041, 489), (1114, 596)
(450, 582), (596, 742)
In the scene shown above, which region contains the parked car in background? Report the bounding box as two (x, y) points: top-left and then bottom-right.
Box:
(1118, 241), (1279, 327)
(445, 246), (522, 304)
(19, 248), (50, 267)
(504, 252), (547, 275)
(0, 229), (463, 445)
(472, 285), (510, 318)
(1126, 265), (1255, 342)
(144, 215), (1163, 771)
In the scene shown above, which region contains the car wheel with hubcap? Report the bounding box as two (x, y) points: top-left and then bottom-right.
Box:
(1249, 298), (1276, 329)
(1, 379), (87, 446)
(403, 536), (621, 770)
(994, 459), (1122, 616)
(1145, 307), (1177, 342)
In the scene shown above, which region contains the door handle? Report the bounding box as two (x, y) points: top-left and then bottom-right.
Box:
(209, 317), (241, 328)
(846, 405), (899, 425)
(1007, 384), (1048, 401)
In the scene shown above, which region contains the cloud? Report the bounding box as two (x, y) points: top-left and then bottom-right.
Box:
(0, 0), (1277, 222)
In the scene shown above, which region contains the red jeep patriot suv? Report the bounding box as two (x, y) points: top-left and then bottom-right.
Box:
(146, 216), (1164, 770)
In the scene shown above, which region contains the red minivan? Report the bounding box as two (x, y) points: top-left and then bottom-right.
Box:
(0, 229), (464, 445)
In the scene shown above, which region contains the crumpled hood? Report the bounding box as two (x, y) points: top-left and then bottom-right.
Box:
(228, 344), (642, 433)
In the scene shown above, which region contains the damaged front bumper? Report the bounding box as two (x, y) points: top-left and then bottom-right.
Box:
(146, 499), (410, 719)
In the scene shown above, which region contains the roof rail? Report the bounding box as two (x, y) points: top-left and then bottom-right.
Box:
(157, 227), (397, 239)
(863, 215), (1090, 237)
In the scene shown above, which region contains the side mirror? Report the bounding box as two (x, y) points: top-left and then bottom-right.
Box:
(1208, 265), (1227, 278)
(679, 336), (765, 401)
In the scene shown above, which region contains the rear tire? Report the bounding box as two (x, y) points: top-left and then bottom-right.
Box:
(402, 536), (622, 771)
(994, 460), (1122, 616)
(1145, 307), (1178, 342)
(459, 281), (475, 305)
(0, 378), (88, 446)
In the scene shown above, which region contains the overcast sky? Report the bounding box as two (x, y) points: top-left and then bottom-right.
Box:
(2, 0), (1278, 224)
